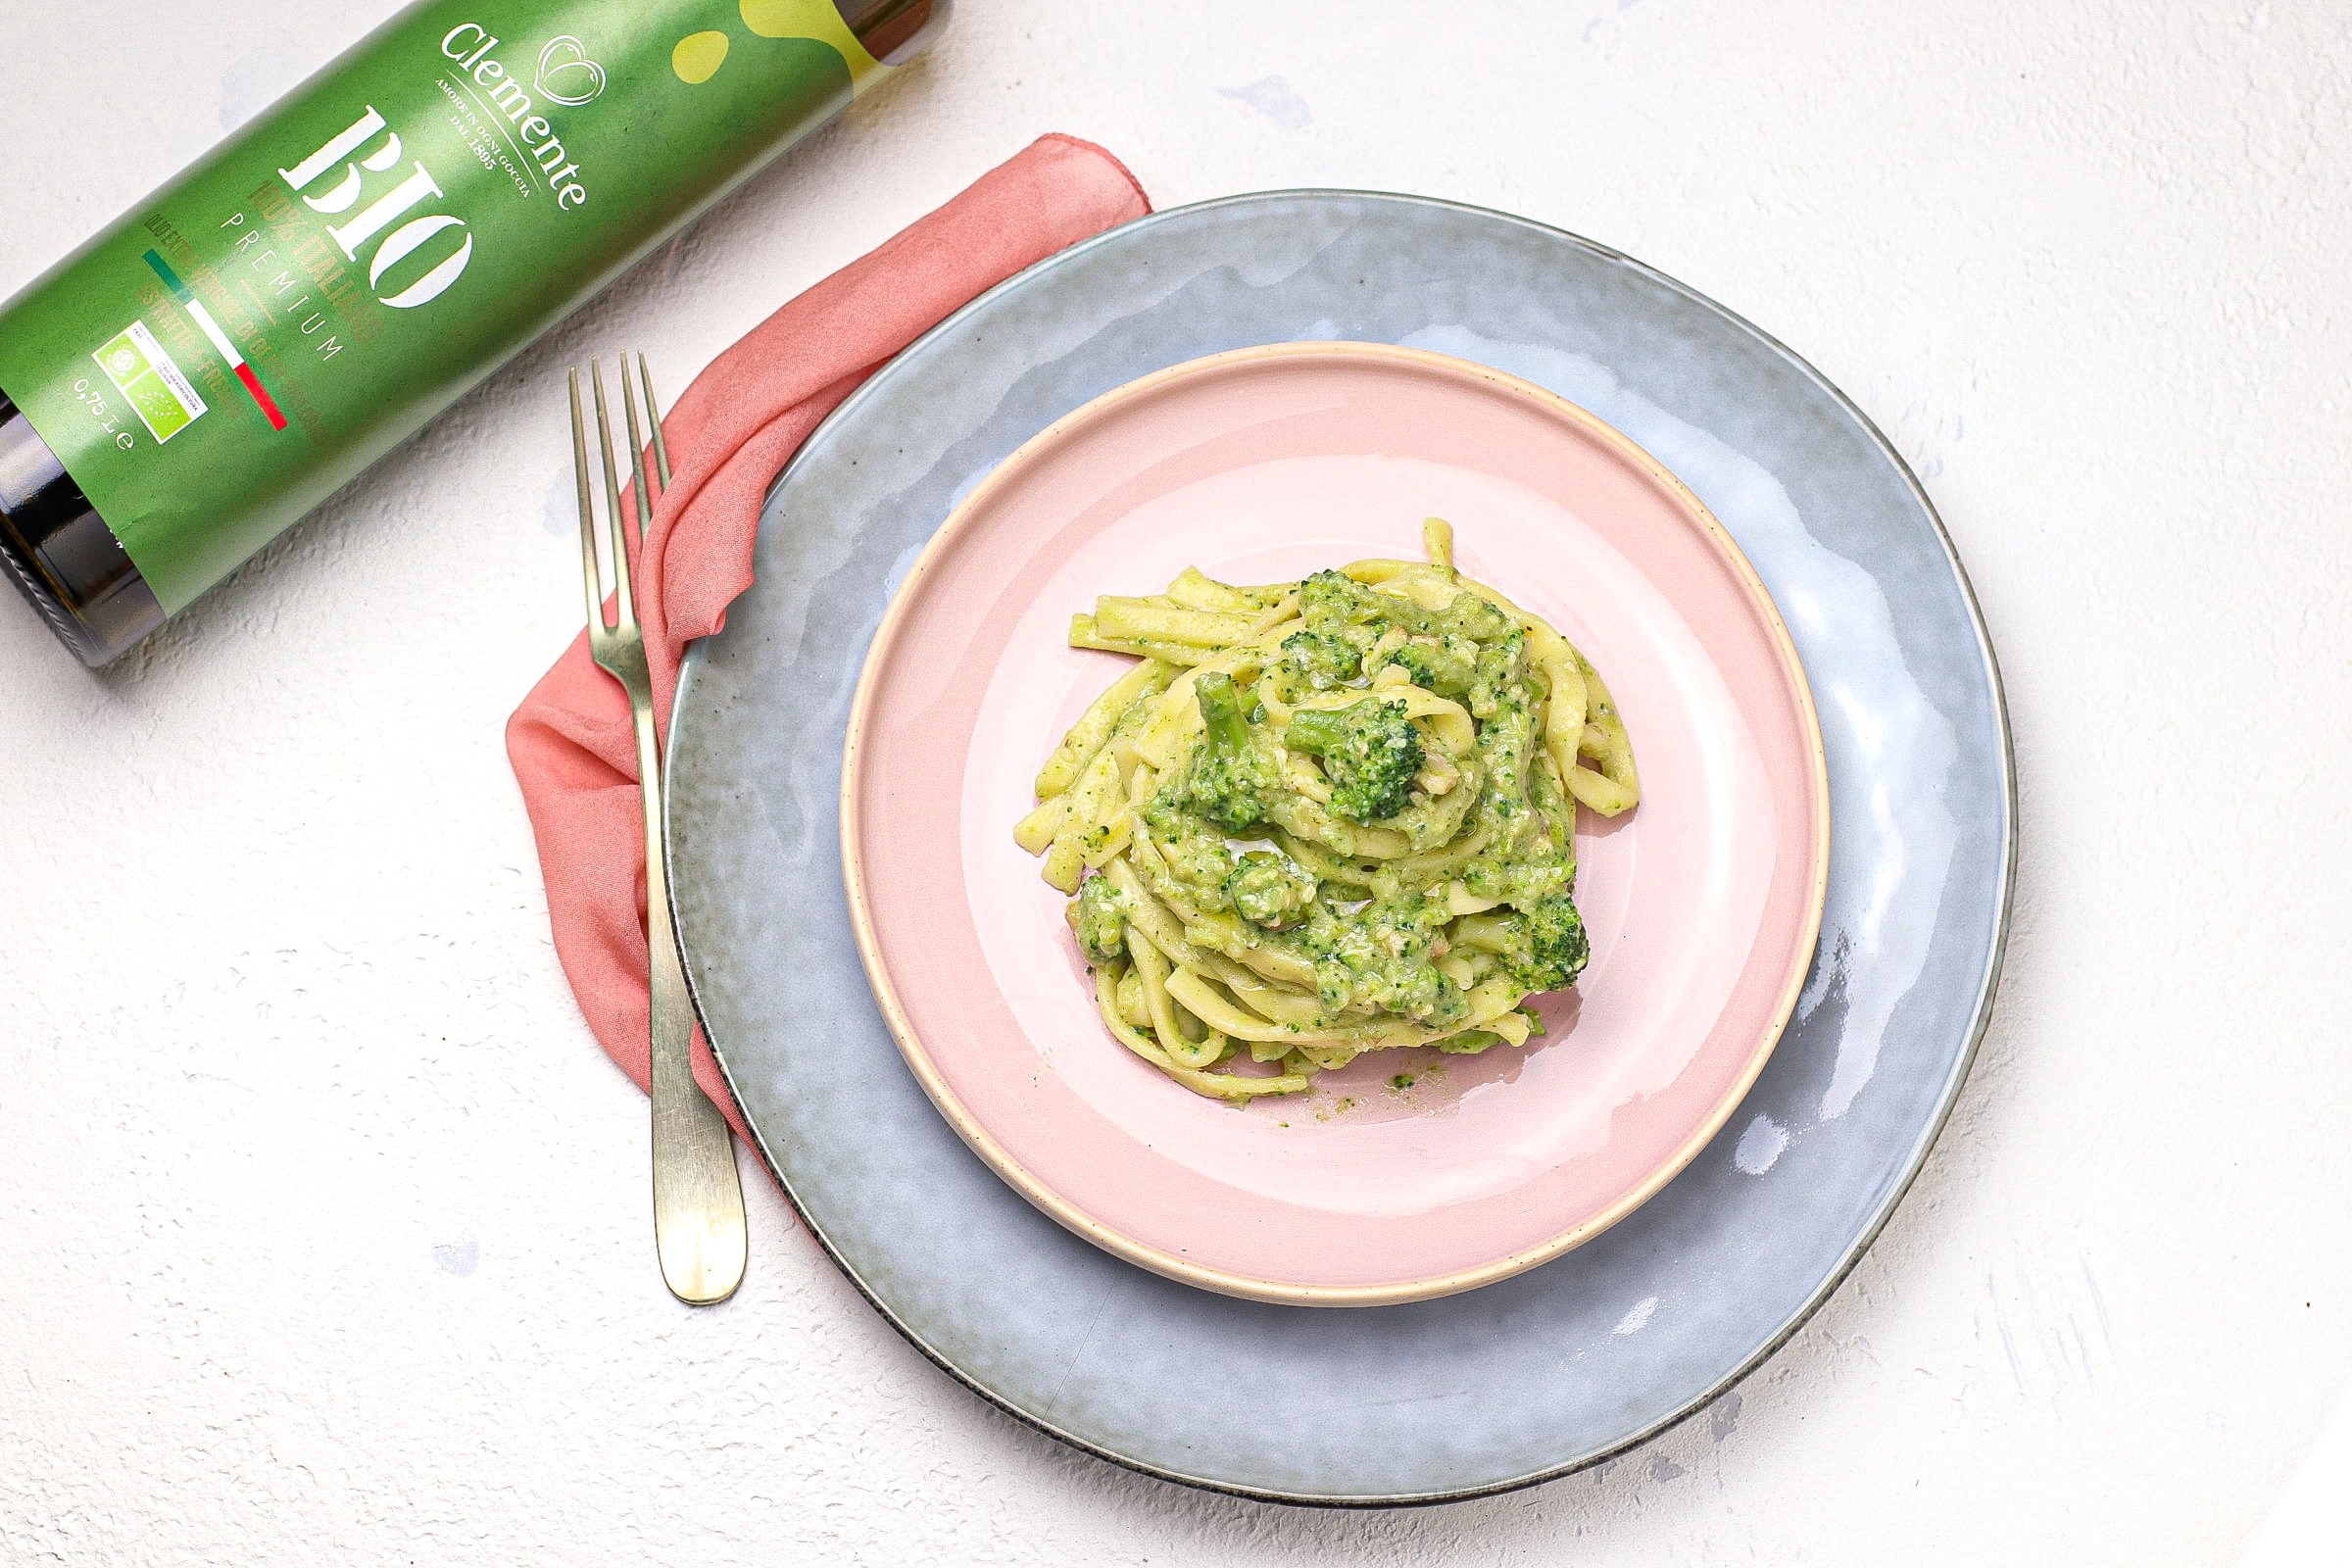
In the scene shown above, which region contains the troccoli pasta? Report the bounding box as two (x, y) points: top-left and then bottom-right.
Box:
(1016, 519), (1639, 1101)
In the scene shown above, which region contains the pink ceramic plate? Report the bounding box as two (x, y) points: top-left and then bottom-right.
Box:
(841, 342), (1828, 1306)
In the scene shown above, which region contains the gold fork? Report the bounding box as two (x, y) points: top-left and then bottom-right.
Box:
(571, 355), (748, 1305)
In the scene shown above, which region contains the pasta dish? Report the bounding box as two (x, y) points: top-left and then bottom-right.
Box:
(1014, 520), (1638, 1100)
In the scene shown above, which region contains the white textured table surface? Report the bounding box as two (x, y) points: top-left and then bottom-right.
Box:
(6, 3), (2349, 1562)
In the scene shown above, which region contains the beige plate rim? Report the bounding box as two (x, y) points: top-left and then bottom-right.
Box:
(837, 339), (1833, 1308)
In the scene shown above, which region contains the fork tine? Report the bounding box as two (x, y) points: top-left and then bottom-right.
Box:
(569, 368), (608, 634)
(620, 355), (656, 556)
(637, 353), (672, 491)
(589, 360), (636, 629)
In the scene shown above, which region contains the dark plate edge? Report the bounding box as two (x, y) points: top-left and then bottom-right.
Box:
(662, 187), (2020, 1509)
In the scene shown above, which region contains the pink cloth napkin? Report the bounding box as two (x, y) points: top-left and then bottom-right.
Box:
(506, 135), (1151, 1142)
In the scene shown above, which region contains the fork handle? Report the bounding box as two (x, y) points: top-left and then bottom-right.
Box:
(630, 698), (749, 1305)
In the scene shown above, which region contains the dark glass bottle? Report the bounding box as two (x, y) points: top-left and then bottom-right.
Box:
(0, 391), (165, 662)
(0, 0), (948, 666)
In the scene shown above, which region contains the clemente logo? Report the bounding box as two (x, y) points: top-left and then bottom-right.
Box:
(534, 36), (607, 106)
(441, 24), (594, 209)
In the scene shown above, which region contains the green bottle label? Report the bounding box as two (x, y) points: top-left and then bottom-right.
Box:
(0, 0), (885, 613)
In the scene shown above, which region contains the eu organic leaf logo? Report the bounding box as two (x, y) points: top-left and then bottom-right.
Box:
(535, 36), (608, 106)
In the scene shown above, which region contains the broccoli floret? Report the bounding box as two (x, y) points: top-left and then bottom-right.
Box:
(1365, 960), (1465, 1024)
(1435, 591), (1511, 642)
(1280, 628), (1364, 690)
(1299, 893), (1467, 1026)
(1460, 837), (1573, 912)
(1137, 796), (1243, 922)
(1301, 566), (1510, 644)
(1453, 895), (1589, 994)
(1497, 894), (1591, 992)
(1379, 637), (1476, 699)
(1225, 851), (1317, 929)
(1522, 896), (1590, 989)
(1180, 671), (1280, 833)
(1068, 873), (1126, 965)
(1311, 954), (1466, 1025)
(1297, 567), (1373, 631)
(1285, 699), (1425, 823)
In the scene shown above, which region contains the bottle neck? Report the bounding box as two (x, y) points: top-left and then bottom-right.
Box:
(0, 394), (164, 666)
(838, 0), (951, 65)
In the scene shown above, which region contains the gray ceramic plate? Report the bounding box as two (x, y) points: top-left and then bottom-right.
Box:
(665, 190), (2014, 1505)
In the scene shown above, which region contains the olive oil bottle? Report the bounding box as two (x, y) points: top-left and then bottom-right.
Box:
(0, 0), (947, 664)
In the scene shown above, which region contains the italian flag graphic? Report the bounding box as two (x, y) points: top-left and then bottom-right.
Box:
(142, 249), (288, 431)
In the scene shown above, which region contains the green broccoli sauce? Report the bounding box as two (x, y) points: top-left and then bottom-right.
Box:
(1227, 850), (1317, 928)
(1068, 872), (1127, 965)
(1092, 565), (1590, 1050)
